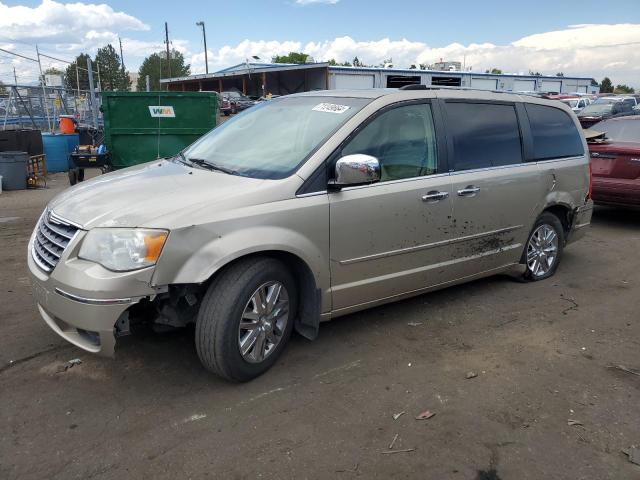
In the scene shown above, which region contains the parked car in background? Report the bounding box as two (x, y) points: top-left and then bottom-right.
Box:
(220, 96), (233, 116)
(558, 96), (590, 113)
(588, 115), (640, 207)
(222, 91), (256, 114)
(28, 89), (593, 381)
(578, 97), (636, 128)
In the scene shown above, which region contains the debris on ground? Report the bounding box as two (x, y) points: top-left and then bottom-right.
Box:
(622, 446), (640, 466)
(415, 410), (435, 420)
(388, 433), (399, 450)
(465, 371), (478, 379)
(335, 463), (359, 473)
(407, 322), (423, 327)
(567, 419), (583, 426)
(56, 358), (82, 373)
(392, 411), (405, 420)
(560, 296), (579, 315)
(607, 364), (640, 377)
(380, 448), (415, 455)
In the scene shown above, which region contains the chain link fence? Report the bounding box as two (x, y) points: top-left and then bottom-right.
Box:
(0, 84), (102, 131)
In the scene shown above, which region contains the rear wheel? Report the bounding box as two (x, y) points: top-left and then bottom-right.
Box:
(523, 212), (564, 281)
(195, 257), (297, 382)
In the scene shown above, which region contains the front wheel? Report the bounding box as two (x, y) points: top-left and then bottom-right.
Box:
(195, 257), (297, 382)
(523, 212), (565, 281)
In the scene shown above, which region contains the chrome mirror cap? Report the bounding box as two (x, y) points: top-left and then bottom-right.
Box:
(333, 154), (381, 187)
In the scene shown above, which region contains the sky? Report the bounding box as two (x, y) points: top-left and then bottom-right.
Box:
(1, 0), (639, 87)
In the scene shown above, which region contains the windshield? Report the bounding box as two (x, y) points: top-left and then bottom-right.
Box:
(581, 103), (614, 115)
(182, 96), (370, 179)
(593, 97), (618, 105)
(561, 99), (578, 108)
(593, 119), (640, 142)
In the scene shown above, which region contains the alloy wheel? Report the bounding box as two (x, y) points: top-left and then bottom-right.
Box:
(238, 281), (290, 363)
(526, 224), (559, 277)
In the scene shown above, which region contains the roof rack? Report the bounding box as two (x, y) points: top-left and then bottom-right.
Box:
(397, 84), (555, 99)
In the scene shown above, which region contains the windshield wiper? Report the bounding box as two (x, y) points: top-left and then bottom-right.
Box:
(187, 157), (239, 175)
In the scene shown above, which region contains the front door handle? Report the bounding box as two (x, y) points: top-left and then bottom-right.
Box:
(422, 191), (449, 202)
(457, 186), (481, 197)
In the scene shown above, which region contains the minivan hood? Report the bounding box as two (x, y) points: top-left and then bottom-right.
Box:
(49, 160), (269, 229)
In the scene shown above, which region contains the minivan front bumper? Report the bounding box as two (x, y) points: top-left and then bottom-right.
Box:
(28, 229), (160, 357)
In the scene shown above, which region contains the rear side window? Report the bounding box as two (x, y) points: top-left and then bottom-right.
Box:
(444, 102), (523, 171)
(525, 104), (584, 160)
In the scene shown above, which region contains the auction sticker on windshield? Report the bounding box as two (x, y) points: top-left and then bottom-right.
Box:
(312, 103), (350, 114)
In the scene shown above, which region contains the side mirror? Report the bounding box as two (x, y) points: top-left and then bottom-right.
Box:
(330, 154), (381, 189)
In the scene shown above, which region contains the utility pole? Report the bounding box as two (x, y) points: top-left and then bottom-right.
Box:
(196, 21), (208, 74)
(96, 62), (102, 91)
(164, 22), (172, 81)
(118, 36), (125, 71)
(13, 66), (17, 85)
(87, 57), (98, 129)
(36, 45), (52, 132)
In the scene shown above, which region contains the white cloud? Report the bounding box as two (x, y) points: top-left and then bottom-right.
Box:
(188, 24), (640, 87)
(0, 0), (149, 44)
(295, 0), (339, 4)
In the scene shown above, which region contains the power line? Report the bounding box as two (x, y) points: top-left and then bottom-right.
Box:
(0, 47), (37, 63)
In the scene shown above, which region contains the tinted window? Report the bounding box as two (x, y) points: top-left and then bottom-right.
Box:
(444, 102), (522, 170)
(525, 104), (584, 160)
(342, 103), (438, 181)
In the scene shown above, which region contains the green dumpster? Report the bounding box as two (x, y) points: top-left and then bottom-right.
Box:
(101, 91), (218, 169)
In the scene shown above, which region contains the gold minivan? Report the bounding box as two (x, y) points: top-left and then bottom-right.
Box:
(28, 88), (593, 381)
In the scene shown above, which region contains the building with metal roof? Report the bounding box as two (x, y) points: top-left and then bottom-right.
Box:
(161, 62), (598, 97)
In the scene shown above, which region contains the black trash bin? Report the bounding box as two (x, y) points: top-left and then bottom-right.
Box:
(0, 151), (28, 191)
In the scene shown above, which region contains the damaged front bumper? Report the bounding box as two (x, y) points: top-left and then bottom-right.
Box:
(28, 230), (163, 357)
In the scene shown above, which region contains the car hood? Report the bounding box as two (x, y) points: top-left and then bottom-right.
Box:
(49, 160), (273, 229)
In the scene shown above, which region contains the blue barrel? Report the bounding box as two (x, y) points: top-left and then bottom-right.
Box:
(42, 133), (79, 173)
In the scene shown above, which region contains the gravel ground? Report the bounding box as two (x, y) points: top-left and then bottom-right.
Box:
(1, 171), (639, 480)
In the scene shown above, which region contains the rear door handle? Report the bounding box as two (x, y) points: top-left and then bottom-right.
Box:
(457, 186), (481, 197)
(422, 191), (449, 202)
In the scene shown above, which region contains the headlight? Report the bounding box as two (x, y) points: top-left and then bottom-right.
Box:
(79, 228), (168, 271)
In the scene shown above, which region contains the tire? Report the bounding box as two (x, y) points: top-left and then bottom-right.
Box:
(522, 212), (565, 281)
(68, 168), (77, 185)
(195, 257), (297, 382)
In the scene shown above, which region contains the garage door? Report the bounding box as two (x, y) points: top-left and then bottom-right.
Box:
(539, 80), (562, 93)
(333, 74), (375, 89)
(471, 78), (498, 90)
(513, 79), (536, 92)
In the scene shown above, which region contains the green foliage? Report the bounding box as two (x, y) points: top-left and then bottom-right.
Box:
(555, 72), (564, 77)
(137, 50), (190, 91)
(95, 44), (130, 91)
(65, 53), (92, 91)
(599, 77), (613, 93)
(327, 58), (352, 66)
(0, 80), (6, 94)
(272, 52), (308, 64)
(485, 68), (502, 74)
(528, 70), (542, 76)
(44, 67), (63, 75)
(614, 84), (635, 94)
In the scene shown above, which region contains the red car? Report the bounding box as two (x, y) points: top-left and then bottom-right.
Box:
(588, 116), (640, 207)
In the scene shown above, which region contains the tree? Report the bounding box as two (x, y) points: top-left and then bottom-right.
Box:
(272, 52), (308, 64)
(485, 68), (502, 74)
(614, 84), (635, 94)
(65, 53), (92, 91)
(528, 70), (542, 76)
(0, 80), (6, 95)
(556, 72), (565, 77)
(599, 77), (613, 93)
(380, 58), (393, 67)
(44, 67), (63, 75)
(137, 50), (190, 91)
(95, 44), (130, 91)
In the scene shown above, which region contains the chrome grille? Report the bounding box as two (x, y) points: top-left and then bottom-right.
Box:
(31, 211), (79, 273)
